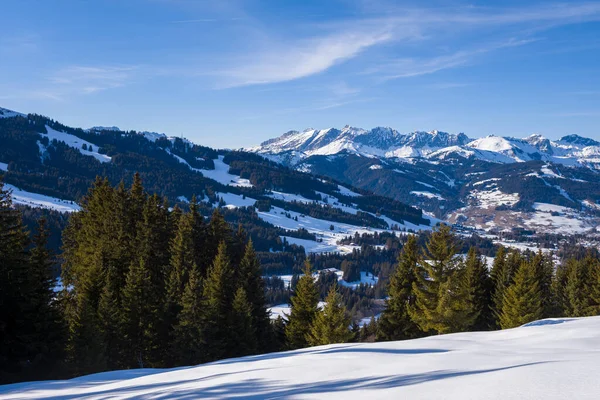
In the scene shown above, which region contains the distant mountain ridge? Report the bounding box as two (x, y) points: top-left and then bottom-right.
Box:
(250, 126), (600, 167)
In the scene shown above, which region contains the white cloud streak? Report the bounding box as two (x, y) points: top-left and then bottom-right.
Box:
(214, 2), (600, 87)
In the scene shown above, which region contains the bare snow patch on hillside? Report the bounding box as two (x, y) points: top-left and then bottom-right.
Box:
(43, 126), (111, 163)
(336, 185), (361, 197)
(214, 192), (256, 209)
(468, 188), (519, 209)
(201, 156), (253, 187)
(4, 184), (80, 213)
(411, 191), (444, 200)
(0, 162), (8, 171)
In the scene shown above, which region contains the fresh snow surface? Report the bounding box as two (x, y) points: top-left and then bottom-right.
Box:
(214, 192), (256, 209)
(5, 316), (600, 399)
(410, 191), (445, 200)
(43, 125), (111, 163)
(0, 107), (24, 118)
(0, 162), (7, 171)
(337, 185), (362, 197)
(258, 205), (431, 255)
(4, 184), (80, 213)
(200, 156), (253, 187)
(268, 302), (326, 320)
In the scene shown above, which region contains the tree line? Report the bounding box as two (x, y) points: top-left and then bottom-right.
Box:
(3, 175), (600, 385)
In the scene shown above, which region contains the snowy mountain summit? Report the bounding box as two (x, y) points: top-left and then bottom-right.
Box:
(251, 126), (600, 167)
(3, 316), (600, 399)
(251, 126), (470, 161)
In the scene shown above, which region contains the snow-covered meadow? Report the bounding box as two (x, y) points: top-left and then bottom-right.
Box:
(3, 316), (599, 399)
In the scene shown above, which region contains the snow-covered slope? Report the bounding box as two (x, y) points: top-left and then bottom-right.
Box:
(3, 316), (600, 399)
(4, 184), (81, 213)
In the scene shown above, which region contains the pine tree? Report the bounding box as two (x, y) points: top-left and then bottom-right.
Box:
(307, 284), (353, 346)
(286, 260), (319, 349)
(408, 225), (466, 334)
(499, 260), (543, 329)
(530, 250), (554, 317)
(201, 241), (234, 361)
(0, 182), (33, 382)
(27, 217), (66, 378)
(271, 316), (287, 352)
(588, 261), (600, 316)
(463, 247), (492, 330)
(377, 235), (421, 341)
(229, 287), (257, 356)
(238, 240), (272, 352)
(164, 208), (197, 348)
(564, 257), (593, 317)
(490, 246), (507, 324)
(551, 259), (571, 317)
(121, 258), (153, 368)
(173, 265), (205, 365)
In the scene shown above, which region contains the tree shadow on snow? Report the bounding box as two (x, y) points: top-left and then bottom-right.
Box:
(131, 361), (554, 399)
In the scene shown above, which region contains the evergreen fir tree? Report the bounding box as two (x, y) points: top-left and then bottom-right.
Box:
(238, 240), (272, 352)
(229, 287), (258, 356)
(499, 260), (543, 329)
(27, 217), (66, 378)
(564, 257), (593, 317)
(286, 260), (319, 349)
(307, 284), (353, 346)
(588, 261), (600, 316)
(0, 182), (32, 382)
(408, 225), (467, 334)
(530, 250), (554, 317)
(121, 258), (153, 368)
(173, 265), (205, 365)
(201, 241), (234, 361)
(463, 247), (492, 331)
(377, 235), (421, 341)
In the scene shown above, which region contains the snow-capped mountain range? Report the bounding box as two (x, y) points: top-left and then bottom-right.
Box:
(250, 126), (600, 167)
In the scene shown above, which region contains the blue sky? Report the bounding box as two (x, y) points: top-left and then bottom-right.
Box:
(1, 0), (599, 148)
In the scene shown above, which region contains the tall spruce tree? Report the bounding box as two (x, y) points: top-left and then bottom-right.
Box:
(173, 265), (205, 365)
(530, 250), (554, 318)
(229, 287), (258, 356)
(27, 217), (66, 378)
(499, 260), (543, 329)
(286, 260), (319, 349)
(201, 241), (234, 361)
(409, 225), (468, 334)
(238, 240), (272, 352)
(588, 261), (600, 316)
(0, 182), (32, 382)
(307, 284), (353, 346)
(377, 235), (422, 341)
(564, 257), (594, 317)
(463, 247), (492, 331)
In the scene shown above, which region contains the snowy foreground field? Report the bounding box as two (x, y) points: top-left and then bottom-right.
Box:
(2, 317), (600, 399)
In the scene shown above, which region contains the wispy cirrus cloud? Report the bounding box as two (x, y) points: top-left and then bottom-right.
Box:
(218, 29), (393, 88)
(211, 2), (600, 88)
(369, 38), (538, 81)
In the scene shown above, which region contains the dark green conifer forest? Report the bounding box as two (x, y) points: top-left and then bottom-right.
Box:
(2, 176), (600, 385)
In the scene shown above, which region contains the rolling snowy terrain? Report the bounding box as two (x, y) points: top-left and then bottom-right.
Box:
(2, 316), (599, 399)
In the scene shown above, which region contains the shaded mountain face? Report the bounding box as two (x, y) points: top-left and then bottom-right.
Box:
(251, 126), (600, 235)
